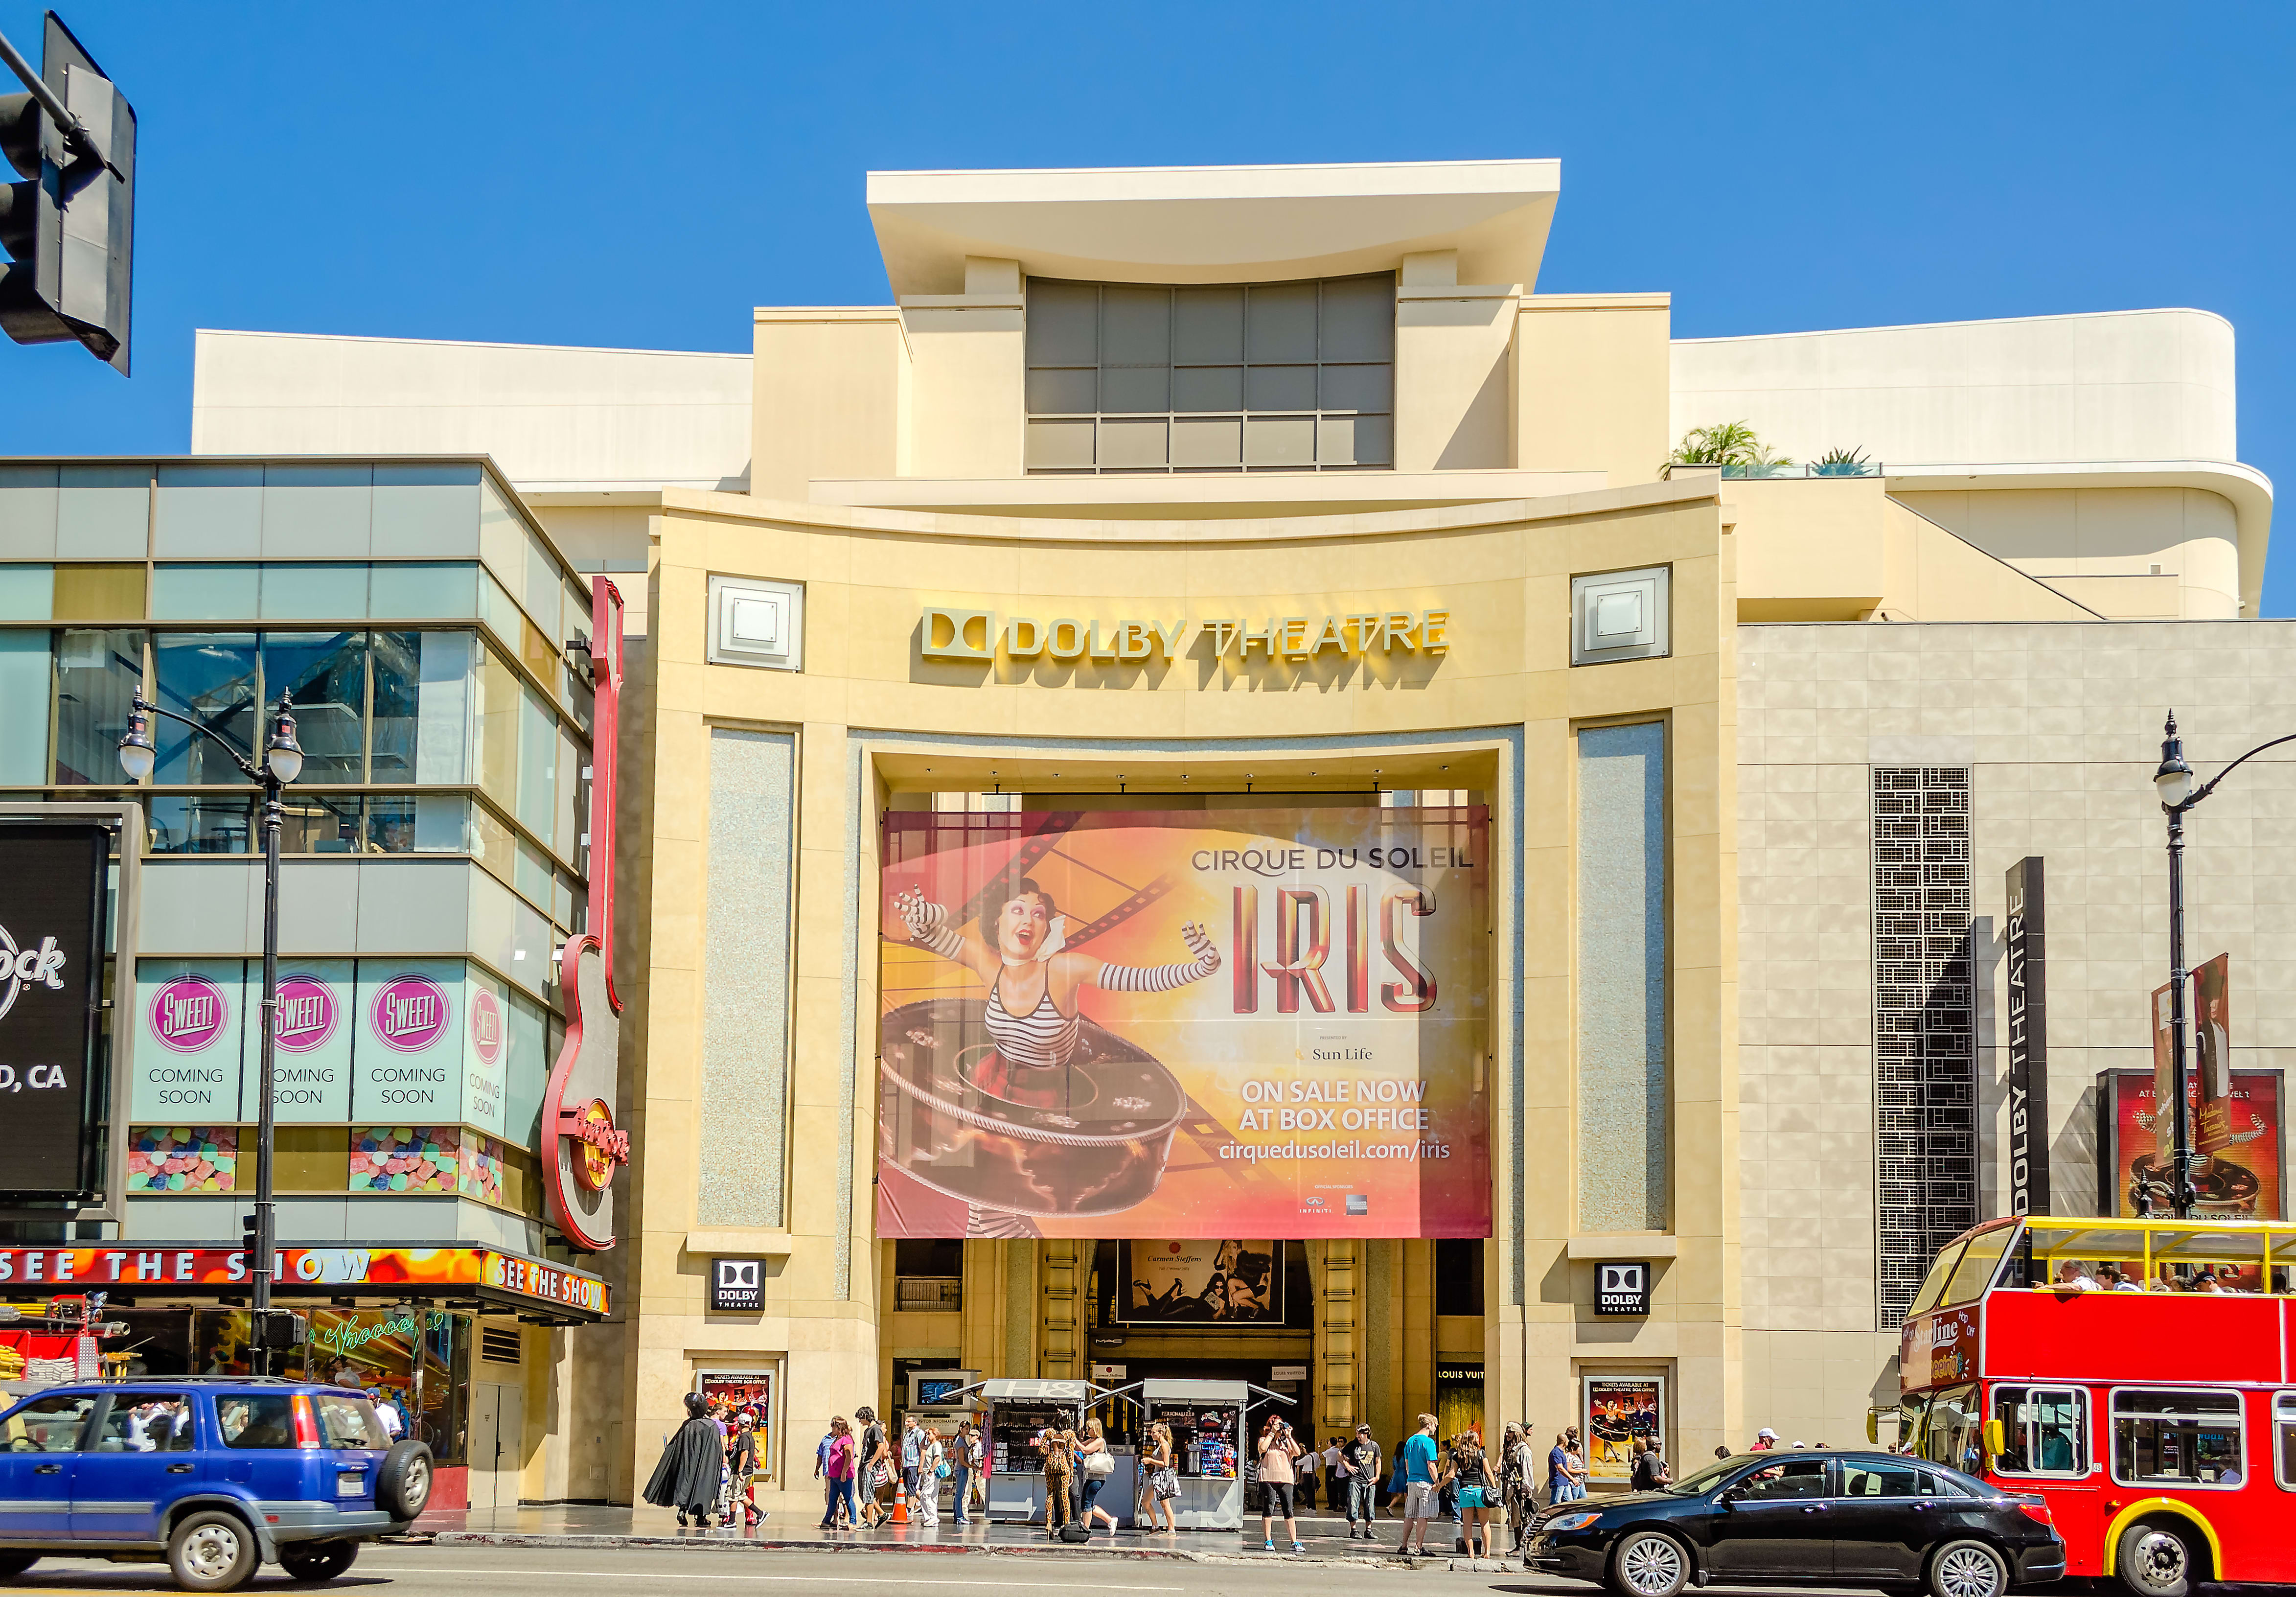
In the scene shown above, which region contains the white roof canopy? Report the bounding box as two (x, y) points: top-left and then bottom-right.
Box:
(866, 159), (1561, 295)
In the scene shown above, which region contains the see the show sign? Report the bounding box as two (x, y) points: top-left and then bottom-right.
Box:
(2004, 858), (2049, 1216)
(1595, 1261), (1650, 1316)
(710, 1256), (764, 1312)
(920, 606), (1451, 664)
(0, 824), (111, 1203)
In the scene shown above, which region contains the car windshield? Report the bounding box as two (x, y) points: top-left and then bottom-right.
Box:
(1662, 1457), (1744, 1496)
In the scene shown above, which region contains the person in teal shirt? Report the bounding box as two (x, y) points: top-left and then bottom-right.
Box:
(1397, 1413), (1441, 1555)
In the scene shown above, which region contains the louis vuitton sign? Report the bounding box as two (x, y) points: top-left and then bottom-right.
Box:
(920, 606), (1451, 664)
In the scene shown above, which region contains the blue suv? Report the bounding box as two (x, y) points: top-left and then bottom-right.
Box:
(0, 1379), (432, 1590)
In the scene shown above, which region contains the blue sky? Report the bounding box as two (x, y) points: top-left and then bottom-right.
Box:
(4, 1), (2292, 613)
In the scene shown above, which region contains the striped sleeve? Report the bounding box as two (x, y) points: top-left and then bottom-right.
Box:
(1098, 953), (1217, 992)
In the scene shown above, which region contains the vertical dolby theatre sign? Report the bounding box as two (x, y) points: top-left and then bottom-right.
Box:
(0, 824), (111, 1203)
(2004, 857), (2049, 1216)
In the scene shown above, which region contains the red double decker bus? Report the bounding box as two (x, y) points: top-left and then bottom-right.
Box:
(1896, 1214), (2296, 1597)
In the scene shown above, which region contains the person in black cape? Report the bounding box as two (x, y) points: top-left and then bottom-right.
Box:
(645, 1391), (725, 1527)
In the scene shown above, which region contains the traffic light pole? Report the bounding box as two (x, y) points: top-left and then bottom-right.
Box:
(0, 24), (111, 176)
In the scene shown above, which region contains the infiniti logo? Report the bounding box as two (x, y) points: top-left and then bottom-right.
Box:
(0, 922), (69, 1022)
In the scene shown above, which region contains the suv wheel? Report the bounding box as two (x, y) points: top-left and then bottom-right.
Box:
(168, 1509), (258, 1593)
(278, 1540), (360, 1582)
(1929, 1539), (2010, 1597)
(2116, 1521), (2193, 1597)
(1608, 1531), (1690, 1597)
(0, 1551), (39, 1581)
(376, 1439), (435, 1520)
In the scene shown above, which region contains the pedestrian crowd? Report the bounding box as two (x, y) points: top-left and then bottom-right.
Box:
(641, 1392), (770, 1528)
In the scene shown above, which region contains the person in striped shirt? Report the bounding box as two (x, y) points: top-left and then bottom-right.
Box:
(894, 879), (1219, 1079)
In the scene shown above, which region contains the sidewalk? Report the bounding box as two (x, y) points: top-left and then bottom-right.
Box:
(409, 1501), (1524, 1568)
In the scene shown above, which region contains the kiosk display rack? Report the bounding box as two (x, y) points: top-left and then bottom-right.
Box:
(955, 1377), (1112, 1524)
(1138, 1377), (1278, 1531)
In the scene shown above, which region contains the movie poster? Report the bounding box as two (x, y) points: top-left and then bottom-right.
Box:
(1582, 1377), (1665, 1482)
(2101, 1068), (2283, 1221)
(1117, 1240), (1281, 1323)
(2192, 953), (2234, 1153)
(874, 807), (1490, 1239)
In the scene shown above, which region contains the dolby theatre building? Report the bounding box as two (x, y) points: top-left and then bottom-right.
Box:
(169, 158), (2293, 1509)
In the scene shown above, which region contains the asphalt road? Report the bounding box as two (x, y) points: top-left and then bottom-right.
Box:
(0, 1544), (1918, 1597)
(0, 1545), (1555, 1596)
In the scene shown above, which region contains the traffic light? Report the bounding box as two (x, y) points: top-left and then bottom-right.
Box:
(241, 1209), (262, 1273)
(0, 12), (134, 372)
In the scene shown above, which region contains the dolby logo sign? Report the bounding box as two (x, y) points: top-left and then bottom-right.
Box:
(710, 1257), (764, 1313)
(1596, 1261), (1651, 1317)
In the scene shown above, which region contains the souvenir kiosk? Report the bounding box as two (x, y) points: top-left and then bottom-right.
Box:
(1136, 1377), (1284, 1531)
(960, 1377), (1120, 1524)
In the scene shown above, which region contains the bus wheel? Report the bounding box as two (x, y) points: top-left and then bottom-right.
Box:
(1928, 1539), (2009, 1597)
(2116, 1522), (2194, 1597)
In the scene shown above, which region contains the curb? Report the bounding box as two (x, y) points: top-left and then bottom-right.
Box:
(420, 1530), (1471, 1569)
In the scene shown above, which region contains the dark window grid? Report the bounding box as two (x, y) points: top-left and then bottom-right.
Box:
(1025, 277), (1395, 472)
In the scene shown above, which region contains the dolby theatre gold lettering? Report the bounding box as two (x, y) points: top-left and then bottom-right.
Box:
(919, 606), (1450, 663)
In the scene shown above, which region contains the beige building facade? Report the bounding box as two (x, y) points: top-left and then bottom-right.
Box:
(184, 157), (2277, 1507)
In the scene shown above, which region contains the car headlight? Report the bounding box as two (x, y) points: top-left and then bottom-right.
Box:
(1545, 1511), (1603, 1532)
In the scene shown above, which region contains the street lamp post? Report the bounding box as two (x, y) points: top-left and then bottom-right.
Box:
(121, 692), (302, 1360)
(2151, 711), (2296, 1220)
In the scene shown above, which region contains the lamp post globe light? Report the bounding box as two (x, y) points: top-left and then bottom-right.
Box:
(120, 691), (301, 1364)
(2149, 712), (2296, 1220)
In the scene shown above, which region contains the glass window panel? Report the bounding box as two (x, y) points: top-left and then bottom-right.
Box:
(506, 990), (548, 1151)
(522, 528), (561, 638)
(480, 569), (523, 653)
(151, 564), (259, 621)
(521, 616), (561, 701)
(52, 564), (146, 621)
(261, 464), (372, 558)
(1172, 366), (1242, 413)
(1245, 364), (1317, 412)
(1026, 368), (1098, 415)
(1242, 415), (1315, 467)
(53, 627), (142, 786)
(154, 464), (263, 558)
(57, 465), (151, 559)
(371, 463), (480, 559)
(1100, 285), (1170, 366)
(471, 799), (515, 888)
(1098, 366), (1170, 415)
(0, 464), (60, 556)
(375, 628), (476, 787)
(552, 866), (576, 931)
(555, 721), (582, 861)
(478, 479), (528, 615)
(1171, 416), (1242, 469)
(364, 792), (469, 854)
(0, 564), (54, 620)
(1025, 280), (1098, 367)
(153, 633), (258, 784)
(1319, 275), (1396, 362)
(278, 792), (364, 853)
(1320, 363), (1394, 413)
(147, 794), (254, 854)
(0, 630), (49, 783)
(1319, 413), (1392, 467)
(516, 683), (556, 839)
(563, 575), (593, 649)
(260, 631), (366, 782)
(260, 563), (369, 621)
(370, 561), (479, 621)
(1173, 286), (1245, 364)
(515, 836), (552, 909)
(1024, 418), (1095, 471)
(475, 644), (521, 812)
(1096, 417), (1168, 470)
(1246, 282), (1318, 364)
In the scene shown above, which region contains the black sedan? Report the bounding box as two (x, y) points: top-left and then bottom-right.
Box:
(1521, 1450), (2065, 1597)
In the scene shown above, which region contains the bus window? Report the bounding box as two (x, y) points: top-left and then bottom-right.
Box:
(1907, 1240), (1969, 1319)
(1899, 1393), (1929, 1457)
(2275, 1392), (2295, 1490)
(1920, 1384), (1982, 1475)
(2111, 1389), (2244, 1487)
(1992, 1386), (2087, 1477)
(1942, 1226), (2014, 1306)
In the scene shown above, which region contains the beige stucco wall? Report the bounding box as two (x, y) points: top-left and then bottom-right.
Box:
(1894, 486), (2242, 620)
(1516, 294), (1672, 488)
(620, 476), (1743, 1509)
(1737, 617), (2296, 1448)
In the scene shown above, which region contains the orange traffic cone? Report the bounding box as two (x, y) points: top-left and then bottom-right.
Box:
(892, 1479), (909, 1525)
